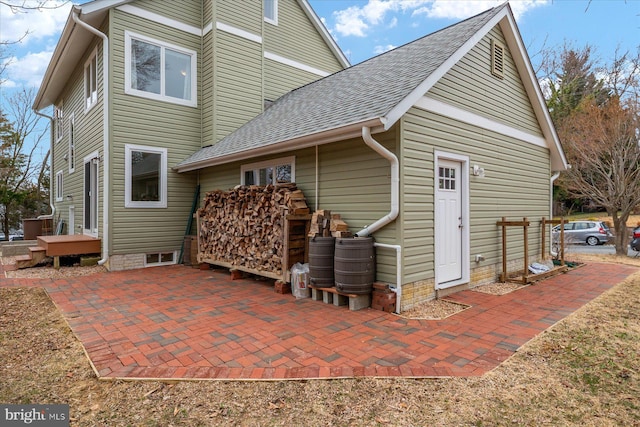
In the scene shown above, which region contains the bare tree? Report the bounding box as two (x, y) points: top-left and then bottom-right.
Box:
(558, 96), (640, 254)
(0, 87), (49, 238)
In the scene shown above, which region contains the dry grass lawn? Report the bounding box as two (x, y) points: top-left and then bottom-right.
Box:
(1, 254), (640, 426)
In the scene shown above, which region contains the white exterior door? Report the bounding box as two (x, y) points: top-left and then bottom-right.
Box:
(435, 158), (463, 285)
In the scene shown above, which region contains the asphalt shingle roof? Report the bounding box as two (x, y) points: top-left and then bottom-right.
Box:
(176, 4), (505, 170)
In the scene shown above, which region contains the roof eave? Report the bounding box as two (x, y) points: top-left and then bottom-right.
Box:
(174, 118), (385, 173)
(34, 0), (133, 111)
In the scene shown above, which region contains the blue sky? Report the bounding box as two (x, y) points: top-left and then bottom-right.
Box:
(0, 0), (638, 91)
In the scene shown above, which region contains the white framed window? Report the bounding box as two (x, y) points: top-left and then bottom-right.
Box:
(264, 0), (278, 25)
(54, 104), (63, 142)
(55, 171), (63, 202)
(68, 113), (75, 173)
(84, 48), (98, 110)
(241, 156), (294, 185)
(124, 31), (197, 107)
(144, 251), (176, 267)
(125, 144), (168, 208)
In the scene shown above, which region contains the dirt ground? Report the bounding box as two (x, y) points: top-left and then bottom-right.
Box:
(1, 254), (639, 426)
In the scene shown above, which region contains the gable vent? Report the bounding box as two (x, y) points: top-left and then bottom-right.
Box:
(491, 39), (505, 79)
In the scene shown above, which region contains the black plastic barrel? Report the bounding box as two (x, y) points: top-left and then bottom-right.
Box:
(334, 237), (376, 295)
(309, 236), (336, 287)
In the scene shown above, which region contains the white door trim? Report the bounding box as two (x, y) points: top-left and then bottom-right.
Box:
(434, 151), (470, 290)
(83, 151), (100, 237)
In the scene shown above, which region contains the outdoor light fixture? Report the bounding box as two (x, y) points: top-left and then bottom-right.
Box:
(472, 164), (485, 177)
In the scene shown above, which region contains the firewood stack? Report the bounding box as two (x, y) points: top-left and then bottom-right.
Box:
(308, 210), (353, 238)
(197, 184), (309, 275)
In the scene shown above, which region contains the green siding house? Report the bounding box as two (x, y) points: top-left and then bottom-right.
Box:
(35, 1), (567, 312)
(34, 0), (347, 270)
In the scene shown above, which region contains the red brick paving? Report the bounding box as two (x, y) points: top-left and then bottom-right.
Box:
(1, 262), (636, 380)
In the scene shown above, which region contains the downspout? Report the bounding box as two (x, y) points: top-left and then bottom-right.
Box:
(72, 10), (110, 266)
(34, 110), (55, 220)
(549, 172), (560, 256)
(356, 126), (402, 313)
(355, 127), (399, 236)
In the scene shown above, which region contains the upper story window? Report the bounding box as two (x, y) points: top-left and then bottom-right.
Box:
(124, 31), (197, 107)
(84, 48), (98, 110)
(264, 0), (278, 25)
(241, 156), (294, 186)
(68, 113), (75, 173)
(125, 144), (168, 208)
(54, 104), (63, 141)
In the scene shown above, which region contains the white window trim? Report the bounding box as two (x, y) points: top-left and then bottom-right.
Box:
(83, 152), (100, 237)
(125, 144), (168, 208)
(144, 251), (177, 267)
(240, 156), (295, 185)
(264, 0), (278, 25)
(54, 103), (63, 142)
(124, 31), (197, 108)
(55, 171), (64, 202)
(68, 113), (75, 174)
(84, 48), (98, 111)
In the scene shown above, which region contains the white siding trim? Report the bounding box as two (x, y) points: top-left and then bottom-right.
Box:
(203, 22), (213, 36)
(116, 4), (202, 36)
(415, 96), (547, 148)
(383, 8), (507, 129)
(216, 22), (263, 44)
(264, 51), (330, 77)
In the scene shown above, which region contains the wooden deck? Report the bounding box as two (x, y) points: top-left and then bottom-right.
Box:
(37, 235), (101, 257)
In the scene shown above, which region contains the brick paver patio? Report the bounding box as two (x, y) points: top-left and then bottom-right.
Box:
(1, 262), (636, 380)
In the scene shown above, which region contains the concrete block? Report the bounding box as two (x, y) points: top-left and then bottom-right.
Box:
(322, 291), (333, 304)
(349, 294), (371, 311)
(333, 293), (348, 307)
(80, 255), (100, 266)
(311, 288), (323, 301)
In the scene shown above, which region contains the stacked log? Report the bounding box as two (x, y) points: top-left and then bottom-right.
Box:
(197, 184), (309, 275)
(309, 210), (353, 238)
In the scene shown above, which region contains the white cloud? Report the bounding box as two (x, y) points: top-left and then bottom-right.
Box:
(334, 0), (432, 37)
(3, 50), (54, 87)
(0, 1), (71, 45)
(332, 0), (549, 38)
(1, 1), (71, 88)
(374, 44), (396, 54)
(412, 0), (548, 20)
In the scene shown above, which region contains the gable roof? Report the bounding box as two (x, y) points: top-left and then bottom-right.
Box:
(176, 3), (567, 173)
(33, 0), (347, 111)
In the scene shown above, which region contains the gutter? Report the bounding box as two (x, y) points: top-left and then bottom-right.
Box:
(34, 110), (55, 220)
(72, 9), (110, 266)
(356, 126), (402, 313)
